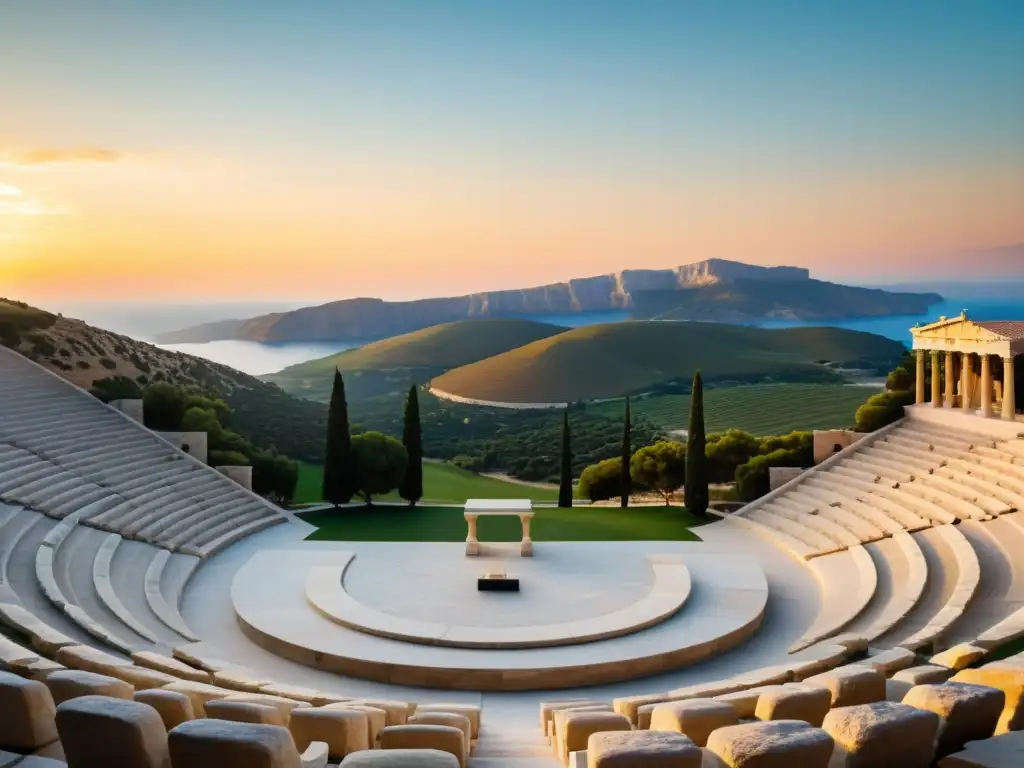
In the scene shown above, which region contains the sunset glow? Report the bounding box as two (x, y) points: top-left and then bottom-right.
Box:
(2, 2), (1022, 302)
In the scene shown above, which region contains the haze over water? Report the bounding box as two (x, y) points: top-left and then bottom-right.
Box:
(44, 298), (1024, 377)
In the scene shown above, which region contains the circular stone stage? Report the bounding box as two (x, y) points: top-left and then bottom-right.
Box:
(232, 544), (768, 691)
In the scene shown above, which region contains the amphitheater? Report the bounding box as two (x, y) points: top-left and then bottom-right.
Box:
(4, 314), (1024, 766)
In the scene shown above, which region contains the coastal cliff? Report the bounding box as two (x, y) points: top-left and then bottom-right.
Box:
(157, 258), (938, 343)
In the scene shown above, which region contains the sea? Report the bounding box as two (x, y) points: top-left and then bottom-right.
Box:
(46, 298), (1024, 378)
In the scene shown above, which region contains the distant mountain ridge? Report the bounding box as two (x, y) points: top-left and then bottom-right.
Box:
(157, 258), (939, 344)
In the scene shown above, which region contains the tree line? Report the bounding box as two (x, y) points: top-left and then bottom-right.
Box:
(90, 376), (299, 502)
(322, 371), (424, 506)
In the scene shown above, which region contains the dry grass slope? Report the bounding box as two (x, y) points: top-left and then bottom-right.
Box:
(431, 321), (905, 403)
(0, 299), (328, 461)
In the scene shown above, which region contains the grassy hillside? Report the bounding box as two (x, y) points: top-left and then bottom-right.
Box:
(265, 318), (564, 401)
(590, 383), (881, 435)
(0, 299), (328, 462)
(284, 318), (563, 374)
(294, 461), (557, 505)
(431, 321), (905, 403)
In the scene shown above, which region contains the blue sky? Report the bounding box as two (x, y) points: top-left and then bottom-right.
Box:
(1, 1), (1023, 299)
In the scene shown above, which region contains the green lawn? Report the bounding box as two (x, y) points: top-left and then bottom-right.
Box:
(299, 504), (705, 542)
(293, 461), (558, 506)
(591, 383), (879, 435)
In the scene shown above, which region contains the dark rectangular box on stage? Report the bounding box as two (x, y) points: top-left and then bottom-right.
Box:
(478, 577), (520, 592)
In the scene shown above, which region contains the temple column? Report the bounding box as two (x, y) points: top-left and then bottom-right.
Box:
(1004, 357), (1017, 421)
(981, 354), (993, 418)
(915, 349), (926, 405)
(930, 350), (942, 407)
(945, 351), (956, 408)
(962, 353), (973, 412)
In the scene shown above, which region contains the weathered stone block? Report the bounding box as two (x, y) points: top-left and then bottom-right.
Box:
(821, 701), (939, 768)
(352, 699), (412, 726)
(131, 651), (211, 684)
(0, 671), (58, 750)
(380, 725), (466, 768)
(649, 699), (737, 746)
(223, 693), (310, 720)
(338, 749), (460, 767)
(586, 730), (701, 767)
(561, 712), (632, 765)
(704, 720), (834, 767)
(554, 705), (614, 757)
(134, 690), (195, 731)
(328, 704), (387, 749)
(46, 669), (133, 705)
(415, 703), (481, 738)
(408, 713), (472, 750)
(938, 730), (1024, 767)
(805, 666), (885, 708)
(952, 663), (1024, 734)
(895, 665), (956, 686)
(161, 680), (233, 717)
(206, 700), (287, 726)
(903, 682), (1004, 757)
(754, 686), (832, 727)
(54, 645), (132, 677)
(168, 719), (306, 768)
(715, 686), (783, 720)
(861, 647), (917, 676)
(290, 708), (369, 760)
(931, 644), (989, 671)
(56, 695), (170, 768)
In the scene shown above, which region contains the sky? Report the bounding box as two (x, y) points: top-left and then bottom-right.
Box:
(1, 1), (1023, 304)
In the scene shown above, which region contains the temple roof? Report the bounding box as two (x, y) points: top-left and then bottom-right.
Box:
(911, 314), (1024, 356)
(976, 321), (1024, 343)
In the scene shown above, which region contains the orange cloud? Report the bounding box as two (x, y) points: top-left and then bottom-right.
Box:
(0, 147), (127, 167)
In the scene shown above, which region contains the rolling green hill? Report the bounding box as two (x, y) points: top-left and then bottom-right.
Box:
(430, 321), (905, 403)
(264, 318), (564, 402)
(279, 318), (564, 373)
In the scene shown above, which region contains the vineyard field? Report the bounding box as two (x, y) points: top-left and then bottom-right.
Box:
(590, 383), (880, 435)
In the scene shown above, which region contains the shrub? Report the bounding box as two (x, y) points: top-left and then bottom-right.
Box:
(89, 375), (143, 403)
(251, 450), (299, 503)
(706, 430), (762, 483)
(351, 431), (408, 503)
(99, 357), (117, 370)
(630, 441), (687, 504)
(208, 450), (250, 466)
(578, 457), (623, 502)
(143, 382), (188, 430)
(855, 390), (913, 432)
(735, 448), (807, 502)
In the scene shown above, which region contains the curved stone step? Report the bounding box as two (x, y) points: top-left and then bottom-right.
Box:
(792, 485), (905, 536)
(893, 525), (981, 650)
(806, 476), (934, 530)
(145, 549), (200, 641)
(761, 502), (861, 547)
(843, 532), (927, 640)
(789, 545), (877, 651)
(93, 534), (160, 643)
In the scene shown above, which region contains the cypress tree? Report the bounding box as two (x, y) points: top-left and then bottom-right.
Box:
(558, 410), (573, 508)
(685, 370), (709, 516)
(322, 369), (355, 506)
(399, 384), (423, 506)
(620, 396), (631, 508)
